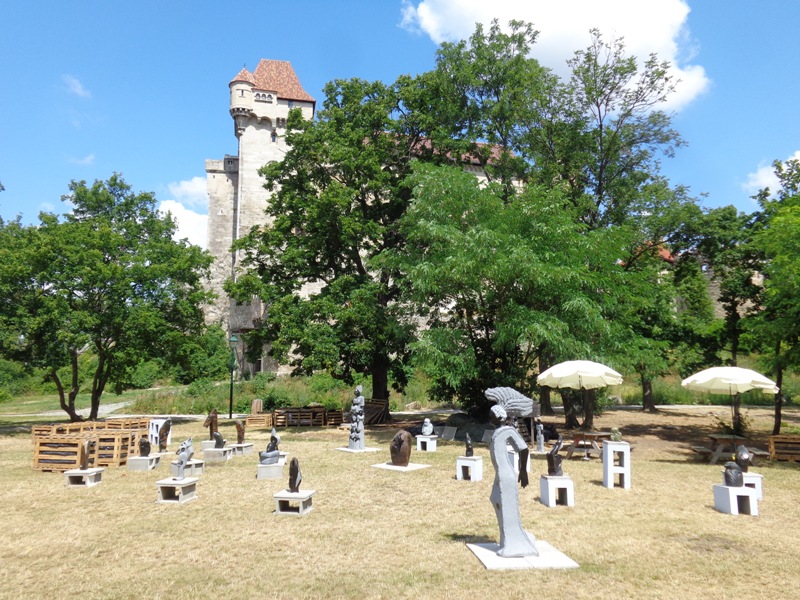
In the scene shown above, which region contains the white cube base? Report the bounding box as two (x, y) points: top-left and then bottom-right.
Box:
(456, 456), (483, 481)
(720, 472), (763, 500)
(230, 443), (254, 456)
(602, 440), (631, 489)
(127, 455), (161, 471)
(148, 418), (172, 447)
(170, 459), (205, 477)
(539, 475), (574, 507)
(507, 448), (531, 474)
(64, 467), (105, 487)
(203, 447), (233, 463)
(273, 489), (315, 515)
(257, 463), (284, 480)
(200, 440), (216, 451)
(156, 477), (199, 504)
(416, 435), (438, 452)
(713, 484), (759, 516)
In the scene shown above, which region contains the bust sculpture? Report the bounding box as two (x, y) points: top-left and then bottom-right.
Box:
(421, 418), (434, 436)
(390, 430), (413, 467)
(724, 460), (744, 487)
(348, 385), (366, 451)
(235, 420), (246, 445)
(158, 418), (172, 453)
(288, 457), (302, 493)
(465, 432), (474, 457)
(735, 445), (751, 473)
(259, 429), (281, 465)
(535, 420), (545, 453)
(203, 409), (219, 441)
(139, 437), (151, 457)
(213, 431), (226, 449)
(547, 436), (564, 477)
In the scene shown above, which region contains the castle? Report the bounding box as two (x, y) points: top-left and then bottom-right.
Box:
(205, 60), (315, 372)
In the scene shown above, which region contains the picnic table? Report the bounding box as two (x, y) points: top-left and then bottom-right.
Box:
(564, 431), (612, 459)
(691, 434), (769, 465)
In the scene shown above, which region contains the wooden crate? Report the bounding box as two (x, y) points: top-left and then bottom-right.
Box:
(103, 417), (150, 432)
(245, 413), (274, 429)
(325, 410), (343, 427)
(91, 431), (133, 467)
(769, 435), (800, 462)
(273, 407), (326, 427)
(33, 436), (91, 471)
(32, 422), (98, 438)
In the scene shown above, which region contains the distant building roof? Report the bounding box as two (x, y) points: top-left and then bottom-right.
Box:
(230, 59), (315, 104)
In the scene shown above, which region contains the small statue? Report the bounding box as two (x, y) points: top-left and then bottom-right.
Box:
(348, 385), (366, 451)
(213, 431), (226, 449)
(610, 427), (622, 442)
(535, 420), (545, 453)
(158, 418), (172, 453)
(724, 461), (744, 487)
(288, 457), (302, 493)
(79, 439), (94, 471)
(203, 409), (219, 441)
(547, 436), (564, 477)
(175, 438), (194, 480)
(465, 432), (474, 457)
(735, 445), (751, 473)
(235, 420), (246, 445)
(259, 428), (281, 465)
(390, 430), (413, 467)
(139, 437), (151, 457)
(421, 418), (434, 436)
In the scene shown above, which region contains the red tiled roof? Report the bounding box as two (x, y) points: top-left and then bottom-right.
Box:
(230, 59), (315, 103)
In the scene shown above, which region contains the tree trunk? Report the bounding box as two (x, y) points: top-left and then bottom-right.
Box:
(641, 376), (657, 412)
(732, 392), (742, 436)
(538, 352), (554, 415)
(51, 367), (83, 422)
(772, 341), (783, 435)
(561, 389), (580, 429)
(581, 388), (595, 431)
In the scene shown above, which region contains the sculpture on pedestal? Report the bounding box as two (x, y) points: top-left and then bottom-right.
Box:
(724, 461), (744, 487)
(547, 436), (564, 477)
(735, 445), (751, 473)
(535, 420), (545, 453)
(203, 409), (219, 440)
(421, 418), (434, 436)
(390, 430), (413, 467)
(213, 431), (226, 449)
(235, 420), (246, 445)
(175, 438), (194, 480)
(139, 437), (151, 457)
(348, 385), (365, 451)
(465, 433), (474, 457)
(485, 387), (538, 558)
(259, 429), (281, 465)
(158, 418), (172, 453)
(288, 457), (302, 493)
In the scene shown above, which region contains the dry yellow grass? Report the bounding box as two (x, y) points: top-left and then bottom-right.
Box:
(1, 406), (799, 600)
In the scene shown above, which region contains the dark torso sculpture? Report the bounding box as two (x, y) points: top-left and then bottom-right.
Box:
(139, 437), (151, 457)
(259, 429), (281, 465)
(288, 457), (302, 493)
(547, 436), (563, 476)
(465, 432), (474, 457)
(724, 461), (744, 487)
(390, 430), (413, 467)
(203, 409), (219, 441)
(213, 431), (226, 449)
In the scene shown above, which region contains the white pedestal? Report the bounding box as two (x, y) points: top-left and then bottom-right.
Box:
(156, 477), (199, 504)
(148, 419), (172, 447)
(721, 471), (763, 500)
(456, 456), (483, 481)
(200, 440), (216, 451)
(230, 443), (254, 456)
(416, 435), (438, 452)
(64, 467), (105, 487)
(602, 440), (631, 489)
(273, 489), (316, 515)
(203, 447), (233, 463)
(257, 463), (285, 480)
(539, 475), (575, 507)
(170, 459), (205, 477)
(507, 448), (531, 474)
(713, 484), (759, 516)
(127, 455), (161, 471)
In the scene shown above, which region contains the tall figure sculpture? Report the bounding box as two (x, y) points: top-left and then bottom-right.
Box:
(235, 420), (246, 445)
(348, 385), (365, 450)
(158, 418), (172, 453)
(485, 387), (538, 558)
(203, 409), (219, 441)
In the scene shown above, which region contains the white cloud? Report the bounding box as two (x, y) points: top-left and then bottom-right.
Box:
(62, 74), (91, 98)
(167, 176), (208, 211)
(400, 0), (709, 111)
(68, 153), (95, 166)
(159, 200), (208, 249)
(742, 150), (800, 198)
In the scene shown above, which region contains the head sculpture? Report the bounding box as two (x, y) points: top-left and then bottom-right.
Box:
(735, 445), (751, 473)
(158, 418), (172, 453)
(724, 460), (744, 487)
(235, 420), (246, 445)
(547, 436), (564, 476)
(421, 418), (434, 436)
(213, 430), (226, 449)
(390, 430), (413, 467)
(175, 438), (194, 480)
(139, 437), (151, 458)
(203, 409), (219, 440)
(465, 432), (474, 457)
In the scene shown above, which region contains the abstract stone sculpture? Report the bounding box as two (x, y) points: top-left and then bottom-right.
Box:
(139, 437), (151, 457)
(535, 420), (545, 453)
(421, 418), (434, 436)
(724, 461), (744, 487)
(158, 418), (172, 453)
(259, 429), (281, 465)
(486, 387), (538, 558)
(79, 440), (93, 471)
(348, 385), (365, 451)
(288, 457), (302, 493)
(390, 430), (413, 467)
(547, 436), (564, 477)
(235, 420), (246, 445)
(203, 408), (219, 440)
(465, 433), (474, 457)
(735, 445), (751, 473)
(213, 431), (226, 449)
(175, 438), (194, 480)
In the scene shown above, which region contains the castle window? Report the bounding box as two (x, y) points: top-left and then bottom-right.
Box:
(266, 94), (273, 103)
(271, 130), (277, 143)
(276, 117), (287, 129)
(287, 100), (294, 108)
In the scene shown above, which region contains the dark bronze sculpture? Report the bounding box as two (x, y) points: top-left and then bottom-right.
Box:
(203, 409), (219, 441)
(235, 420), (246, 445)
(547, 436), (563, 477)
(139, 437), (151, 457)
(735, 445), (751, 473)
(158, 418), (172, 453)
(724, 461), (744, 487)
(465, 432), (474, 457)
(213, 431), (226, 449)
(288, 457), (302, 493)
(390, 430), (413, 467)
(259, 428), (281, 464)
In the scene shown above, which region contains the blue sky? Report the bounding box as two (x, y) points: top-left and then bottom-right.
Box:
(2, 1), (799, 248)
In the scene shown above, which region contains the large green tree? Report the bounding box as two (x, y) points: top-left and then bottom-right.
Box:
(0, 175), (213, 421)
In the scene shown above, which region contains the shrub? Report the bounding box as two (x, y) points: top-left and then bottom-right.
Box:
(186, 378), (215, 398)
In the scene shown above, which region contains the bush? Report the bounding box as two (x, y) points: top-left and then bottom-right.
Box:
(186, 378), (215, 398)
(130, 360), (163, 390)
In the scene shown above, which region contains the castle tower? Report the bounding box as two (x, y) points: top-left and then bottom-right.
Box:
(205, 60), (315, 347)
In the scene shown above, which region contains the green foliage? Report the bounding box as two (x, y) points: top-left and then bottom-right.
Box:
(186, 378), (215, 398)
(129, 360), (163, 390)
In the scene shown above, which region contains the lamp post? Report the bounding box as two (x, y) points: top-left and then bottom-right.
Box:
(228, 334), (239, 419)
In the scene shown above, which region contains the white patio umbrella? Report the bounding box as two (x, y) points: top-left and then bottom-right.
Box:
(537, 360), (624, 390)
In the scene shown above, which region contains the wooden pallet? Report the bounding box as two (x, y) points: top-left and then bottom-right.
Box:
(92, 431), (134, 467)
(769, 435), (800, 461)
(245, 413), (274, 429)
(103, 417), (150, 431)
(325, 410), (343, 427)
(33, 436), (92, 471)
(32, 422), (99, 438)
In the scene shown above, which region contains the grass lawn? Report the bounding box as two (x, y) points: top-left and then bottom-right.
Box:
(1, 405), (799, 599)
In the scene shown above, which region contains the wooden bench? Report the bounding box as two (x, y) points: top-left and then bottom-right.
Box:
(691, 445), (713, 458)
(769, 435), (800, 462)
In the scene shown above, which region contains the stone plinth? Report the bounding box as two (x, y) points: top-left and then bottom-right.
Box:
(257, 463), (284, 480)
(148, 418), (172, 447)
(720, 471), (763, 500)
(203, 447), (233, 464)
(170, 459), (205, 477)
(127, 455), (161, 472)
(416, 434), (438, 452)
(467, 538), (579, 571)
(602, 440), (631, 489)
(273, 489), (315, 516)
(64, 467), (105, 487)
(200, 440), (216, 451)
(456, 456), (483, 481)
(713, 484), (759, 516)
(156, 477), (199, 504)
(230, 443), (254, 456)
(539, 475), (574, 507)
